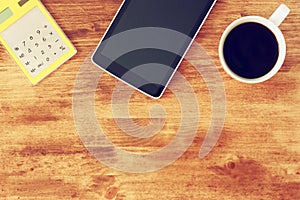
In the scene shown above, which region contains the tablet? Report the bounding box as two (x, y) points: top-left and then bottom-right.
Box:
(92, 0), (217, 98)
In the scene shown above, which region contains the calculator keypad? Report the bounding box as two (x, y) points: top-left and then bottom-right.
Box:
(0, 7), (70, 78)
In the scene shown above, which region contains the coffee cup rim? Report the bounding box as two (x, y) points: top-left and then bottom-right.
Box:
(219, 16), (286, 84)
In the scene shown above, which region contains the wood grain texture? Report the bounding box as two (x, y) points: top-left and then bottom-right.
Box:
(0, 0), (299, 199)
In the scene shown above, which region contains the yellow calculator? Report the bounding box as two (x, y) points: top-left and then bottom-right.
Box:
(0, 0), (76, 85)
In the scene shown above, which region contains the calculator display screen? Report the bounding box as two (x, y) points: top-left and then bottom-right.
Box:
(92, 0), (216, 98)
(0, 8), (13, 24)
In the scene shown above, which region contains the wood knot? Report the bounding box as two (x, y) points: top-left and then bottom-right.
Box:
(226, 161), (236, 170)
(223, 154), (240, 170)
(105, 186), (119, 199)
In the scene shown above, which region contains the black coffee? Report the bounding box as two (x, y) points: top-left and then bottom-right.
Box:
(223, 22), (279, 79)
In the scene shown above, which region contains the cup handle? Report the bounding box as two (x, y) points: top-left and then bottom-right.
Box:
(269, 4), (290, 27)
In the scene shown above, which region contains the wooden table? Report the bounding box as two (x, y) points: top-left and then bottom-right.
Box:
(0, 0), (299, 199)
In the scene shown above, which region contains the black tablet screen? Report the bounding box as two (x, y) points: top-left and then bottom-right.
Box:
(92, 0), (216, 98)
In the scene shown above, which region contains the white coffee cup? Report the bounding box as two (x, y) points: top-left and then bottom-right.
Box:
(219, 4), (290, 83)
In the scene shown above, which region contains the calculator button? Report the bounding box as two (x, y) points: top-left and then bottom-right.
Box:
(19, 53), (25, 59)
(14, 47), (20, 51)
(59, 45), (66, 51)
(37, 62), (44, 68)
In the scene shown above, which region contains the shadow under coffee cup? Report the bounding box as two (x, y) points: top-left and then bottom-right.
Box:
(219, 4), (290, 83)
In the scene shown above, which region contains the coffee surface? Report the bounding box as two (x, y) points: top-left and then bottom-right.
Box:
(223, 22), (279, 79)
